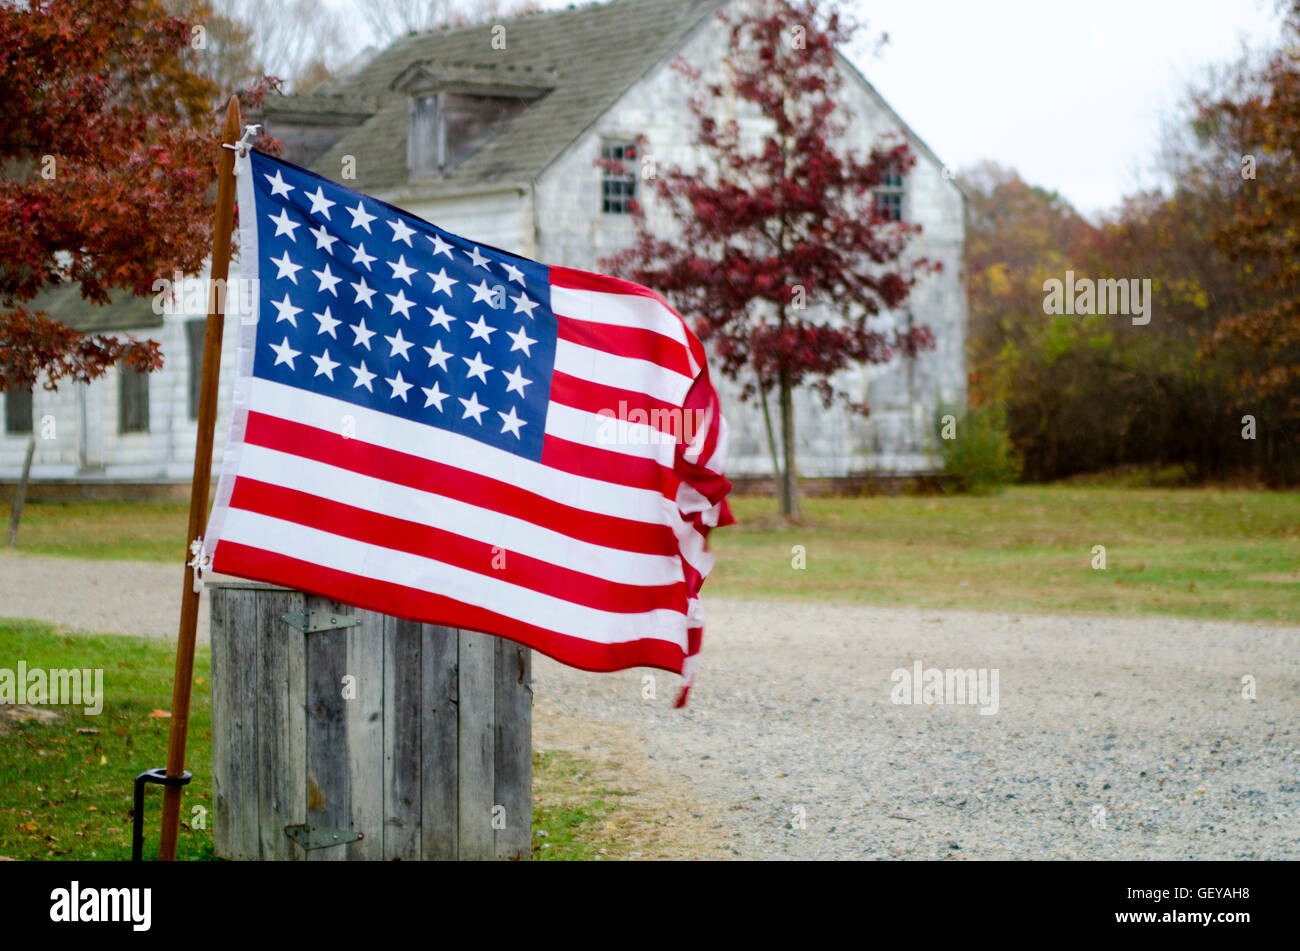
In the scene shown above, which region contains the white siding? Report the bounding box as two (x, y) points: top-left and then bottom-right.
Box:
(385, 187), (533, 258)
(1, 268), (244, 482)
(533, 10), (967, 477)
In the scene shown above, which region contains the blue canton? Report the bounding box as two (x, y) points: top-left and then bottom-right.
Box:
(248, 152), (556, 461)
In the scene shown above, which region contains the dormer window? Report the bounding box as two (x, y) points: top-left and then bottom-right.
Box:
(393, 63), (557, 180)
(408, 95), (442, 178)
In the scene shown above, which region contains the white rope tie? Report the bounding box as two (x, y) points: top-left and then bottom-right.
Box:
(187, 538), (212, 593)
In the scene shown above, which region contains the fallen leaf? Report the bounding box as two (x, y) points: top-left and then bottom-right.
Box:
(148, 709), (171, 719)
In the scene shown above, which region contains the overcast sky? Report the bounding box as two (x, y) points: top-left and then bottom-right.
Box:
(338, 0), (1286, 216)
(855, 0), (1285, 215)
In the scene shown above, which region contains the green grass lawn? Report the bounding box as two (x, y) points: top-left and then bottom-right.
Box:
(3, 484), (1298, 622)
(0, 618), (213, 861)
(2, 501), (189, 562)
(0, 619), (630, 860)
(712, 486), (1300, 622)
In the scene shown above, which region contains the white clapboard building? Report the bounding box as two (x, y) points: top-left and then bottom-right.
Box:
(1, 0), (965, 493)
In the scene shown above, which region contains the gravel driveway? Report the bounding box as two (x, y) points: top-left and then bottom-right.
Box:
(4, 551), (1297, 859)
(537, 601), (1299, 860)
(0, 550), (212, 643)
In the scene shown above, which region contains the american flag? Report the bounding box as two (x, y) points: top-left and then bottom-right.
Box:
(205, 150), (733, 700)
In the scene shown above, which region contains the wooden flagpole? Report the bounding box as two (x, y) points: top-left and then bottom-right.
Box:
(158, 94), (242, 861)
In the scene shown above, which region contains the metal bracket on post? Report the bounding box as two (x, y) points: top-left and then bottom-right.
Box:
(284, 824), (364, 852)
(281, 610), (362, 634)
(132, 768), (193, 862)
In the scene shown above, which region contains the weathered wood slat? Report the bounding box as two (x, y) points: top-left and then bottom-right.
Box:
(227, 587), (261, 859)
(345, 601), (384, 860)
(284, 591), (308, 858)
(383, 616), (422, 859)
(494, 636), (532, 861)
(458, 629), (496, 860)
(209, 588), (233, 858)
(420, 623), (459, 860)
(304, 623), (349, 862)
(210, 585), (529, 861)
(255, 588), (302, 860)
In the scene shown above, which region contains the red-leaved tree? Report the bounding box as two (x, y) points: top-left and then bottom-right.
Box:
(1196, 0), (1300, 423)
(0, 0), (278, 393)
(602, 0), (938, 517)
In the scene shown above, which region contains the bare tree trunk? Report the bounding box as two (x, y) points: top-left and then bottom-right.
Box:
(778, 369), (800, 519)
(7, 434), (36, 548)
(758, 376), (782, 483)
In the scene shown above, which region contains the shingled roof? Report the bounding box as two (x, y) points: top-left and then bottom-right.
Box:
(297, 0), (724, 194)
(22, 283), (161, 334)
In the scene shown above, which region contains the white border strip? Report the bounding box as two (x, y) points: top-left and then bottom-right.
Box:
(204, 149), (261, 562)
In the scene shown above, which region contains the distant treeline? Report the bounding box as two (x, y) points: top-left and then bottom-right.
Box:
(962, 5), (1300, 486)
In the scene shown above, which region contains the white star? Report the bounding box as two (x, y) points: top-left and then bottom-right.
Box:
(427, 233), (454, 258)
(347, 200), (376, 233)
(467, 246), (491, 269)
(501, 365), (532, 397)
(497, 406), (526, 438)
(350, 242), (376, 271)
(388, 218), (416, 246)
(428, 268), (458, 298)
(350, 361), (376, 392)
(387, 254), (415, 285)
(350, 318), (375, 350)
(507, 325), (537, 356)
(269, 336), (300, 368)
(264, 169), (294, 198)
(466, 314), (497, 343)
(269, 207), (300, 241)
(421, 382), (449, 411)
(313, 306), (340, 338)
(511, 290), (539, 319)
(501, 261), (525, 285)
(305, 186), (335, 219)
(313, 262), (341, 296)
(462, 352), (492, 384)
(386, 289), (415, 320)
(470, 279), (497, 305)
(384, 328), (414, 361)
(272, 250), (301, 284)
(351, 276), (376, 308)
(311, 349), (340, 380)
(271, 294), (301, 327)
(309, 223), (338, 254)
(386, 370), (413, 402)
(459, 392), (488, 424)
(422, 340), (452, 371)
(426, 305), (455, 331)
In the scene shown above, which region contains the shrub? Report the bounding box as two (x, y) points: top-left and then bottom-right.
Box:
(937, 404), (1022, 495)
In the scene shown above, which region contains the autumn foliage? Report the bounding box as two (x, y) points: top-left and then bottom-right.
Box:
(602, 0), (937, 516)
(963, 6), (1300, 487)
(1198, 3), (1300, 421)
(0, 0), (278, 392)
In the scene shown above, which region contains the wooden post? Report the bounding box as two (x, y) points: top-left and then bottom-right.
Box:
(158, 95), (241, 861)
(6, 434), (36, 547)
(209, 584), (533, 860)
